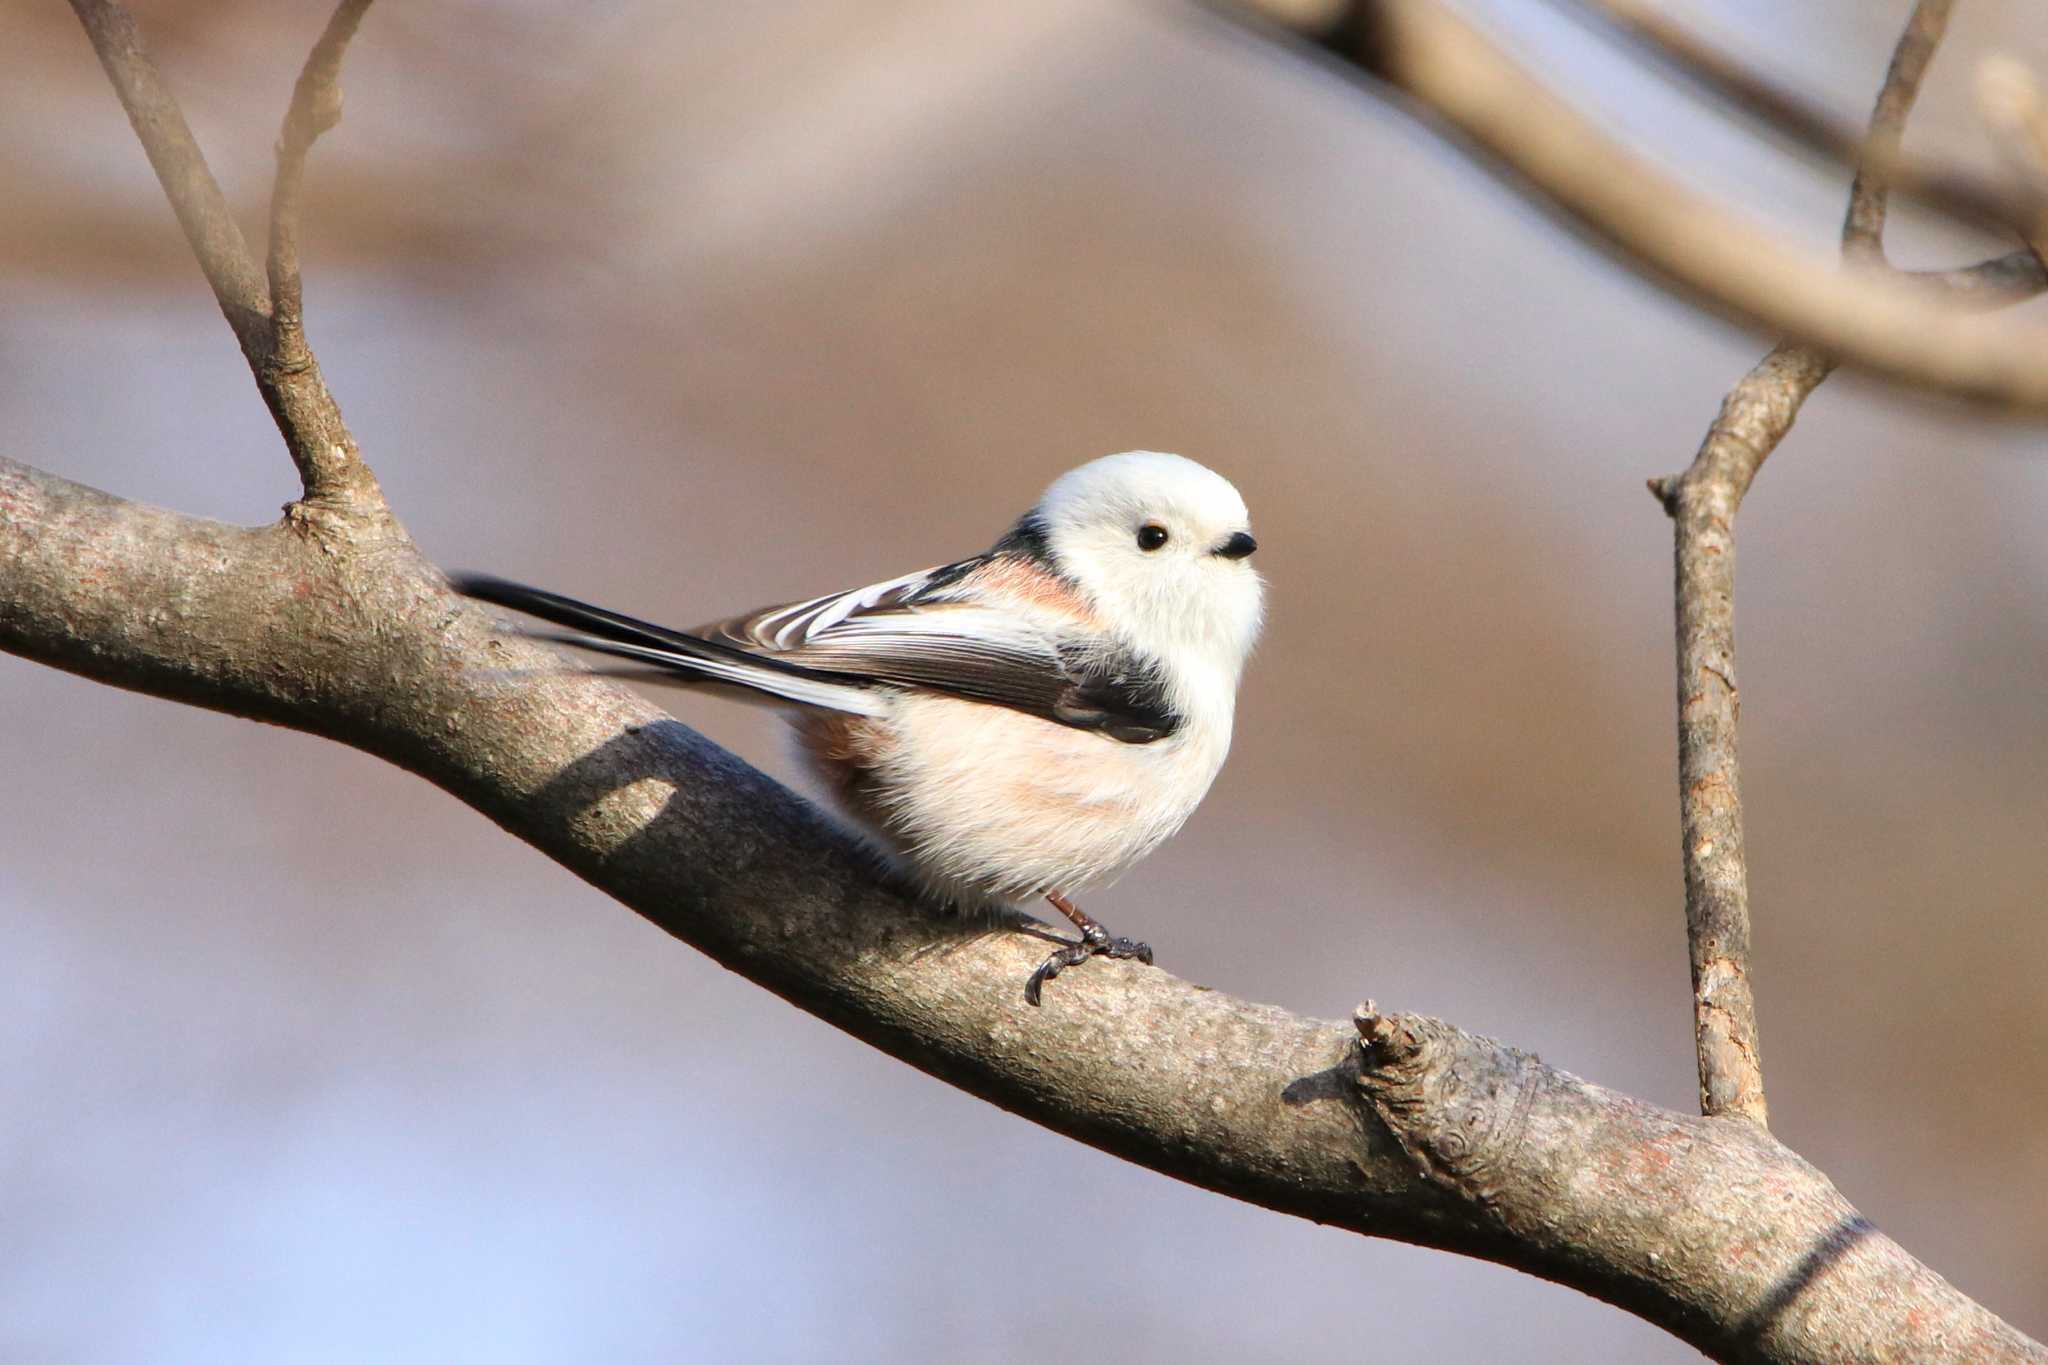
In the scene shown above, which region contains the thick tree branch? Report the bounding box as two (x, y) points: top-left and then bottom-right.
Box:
(1229, 0), (2048, 409)
(1, 454), (2041, 1363)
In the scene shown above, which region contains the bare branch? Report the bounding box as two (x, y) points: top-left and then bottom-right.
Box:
(1234, 0), (2048, 409)
(269, 0), (375, 366)
(1548, 3), (2048, 304)
(1643, 0), (1955, 1128)
(65, 0), (270, 350)
(1843, 0), (1954, 261)
(1649, 341), (1827, 1127)
(0, 453), (2041, 1364)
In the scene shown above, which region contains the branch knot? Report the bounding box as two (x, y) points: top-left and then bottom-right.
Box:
(1353, 1003), (1541, 1222)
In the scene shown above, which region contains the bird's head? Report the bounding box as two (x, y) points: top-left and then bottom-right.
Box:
(1024, 451), (1264, 681)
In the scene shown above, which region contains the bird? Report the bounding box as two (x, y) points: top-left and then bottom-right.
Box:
(452, 451), (1263, 1004)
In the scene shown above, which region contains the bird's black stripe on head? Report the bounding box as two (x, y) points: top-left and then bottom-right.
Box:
(902, 554), (990, 601)
(991, 511), (1055, 568)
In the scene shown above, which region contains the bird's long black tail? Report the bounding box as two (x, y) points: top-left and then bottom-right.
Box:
(449, 573), (882, 713)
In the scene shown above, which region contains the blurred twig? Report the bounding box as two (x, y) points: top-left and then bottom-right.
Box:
(1229, 0), (2048, 408)
(1558, 0), (2046, 242)
(1976, 56), (2048, 267)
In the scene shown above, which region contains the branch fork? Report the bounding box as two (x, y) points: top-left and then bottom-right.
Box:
(1353, 1003), (1541, 1221)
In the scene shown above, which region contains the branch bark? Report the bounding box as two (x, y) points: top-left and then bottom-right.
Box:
(1641, 0), (1959, 1128)
(9, 1), (2047, 1360)
(1649, 342), (1822, 1127)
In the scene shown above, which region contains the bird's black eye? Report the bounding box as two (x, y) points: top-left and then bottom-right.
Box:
(1136, 524), (1169, 551)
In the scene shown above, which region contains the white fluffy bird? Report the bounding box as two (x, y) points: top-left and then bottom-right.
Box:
(455, 452), (1263, 1003)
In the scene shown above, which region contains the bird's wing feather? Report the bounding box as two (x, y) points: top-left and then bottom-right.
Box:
(456, 562), (1180, 744)
(706, 560), (1180, 743)
(694, 556), (989, 651)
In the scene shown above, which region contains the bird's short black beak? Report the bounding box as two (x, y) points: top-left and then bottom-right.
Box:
(1214, 530), (1258, 560)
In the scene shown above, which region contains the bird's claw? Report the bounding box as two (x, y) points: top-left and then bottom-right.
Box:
(1023, 927), (1154, 1006)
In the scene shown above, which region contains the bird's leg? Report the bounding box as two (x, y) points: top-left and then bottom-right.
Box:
(1023, 892), (1154, 1006)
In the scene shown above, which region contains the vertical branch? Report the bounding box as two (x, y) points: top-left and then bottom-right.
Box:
(1843, 0), (1956, 261)
(254, 0), (381, 508)
(1651, 0), (1955, 1127)
(1649, 344), (1823, 1128)
(269, 0), (375, 366)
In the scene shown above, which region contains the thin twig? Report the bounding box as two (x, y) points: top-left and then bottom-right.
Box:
(270, 0), (375, 366)
(65, 0), (270, 351)
(1647, 0), (1954, 1127)
(1649, 343), (1821, 1128)
(1844, 0), (1955, 261)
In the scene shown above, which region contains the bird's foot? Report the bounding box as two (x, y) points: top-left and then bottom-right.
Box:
(1023, 920), (1154, 1007)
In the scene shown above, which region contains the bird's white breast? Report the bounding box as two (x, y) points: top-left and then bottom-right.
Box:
(794, 692), (1234, 905)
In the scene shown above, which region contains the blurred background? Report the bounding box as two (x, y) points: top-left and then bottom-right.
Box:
(4, 1), (2046, 1359)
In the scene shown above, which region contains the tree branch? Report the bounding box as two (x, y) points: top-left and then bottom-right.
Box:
(1843, 0), (1954, 261)
(1, 453), (2041, 1363)
(1640, 0), (1957, 1128)
(269, 0), (374, 364)
(1227, 0), (2048, 409)
(12, 1), (2048, 1358)
(66, 0), (270, 349)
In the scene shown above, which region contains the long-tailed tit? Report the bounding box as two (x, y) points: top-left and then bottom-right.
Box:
(454, 451), (1263, 1004)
